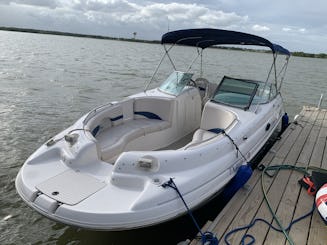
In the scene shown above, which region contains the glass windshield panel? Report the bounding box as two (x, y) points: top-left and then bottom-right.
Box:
(270, 84), (277, 98)
(159, 71), (193, 96)
(212, 77), (258, 109)
(252, 82), (277, 104)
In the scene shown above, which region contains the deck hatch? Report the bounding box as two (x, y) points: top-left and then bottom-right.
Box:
(36, 170), (106, 205)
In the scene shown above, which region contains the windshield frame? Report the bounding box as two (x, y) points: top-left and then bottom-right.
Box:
(211, 76), (259, 110)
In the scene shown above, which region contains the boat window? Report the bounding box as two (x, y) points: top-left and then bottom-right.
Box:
(159, 71), (193, 96)
(212, 77), (258, 110)
(252, 82), (277, 104)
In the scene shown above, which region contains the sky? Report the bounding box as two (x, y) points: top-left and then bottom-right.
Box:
(0, 0), (326, 53)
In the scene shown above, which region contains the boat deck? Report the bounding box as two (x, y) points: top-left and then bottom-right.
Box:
(189, 106), (327, 245)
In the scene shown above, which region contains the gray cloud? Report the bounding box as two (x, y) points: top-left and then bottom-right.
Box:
(0, 0), (61, 9)
(0, 0), (326, 52)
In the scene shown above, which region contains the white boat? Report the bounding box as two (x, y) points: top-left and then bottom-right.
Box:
(16, 28), (290, 230)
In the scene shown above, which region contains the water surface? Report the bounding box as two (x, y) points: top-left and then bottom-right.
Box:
(0, 30), (326, 245)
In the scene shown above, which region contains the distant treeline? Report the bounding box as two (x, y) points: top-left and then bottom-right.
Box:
(291, 52), (327, 59)
(1, 26), (326, 58)
(209, 46), (327, 59)
(0, 26), (160, 44)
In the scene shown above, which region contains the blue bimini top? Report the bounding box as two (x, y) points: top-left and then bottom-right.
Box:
(161, 28), (290, 56)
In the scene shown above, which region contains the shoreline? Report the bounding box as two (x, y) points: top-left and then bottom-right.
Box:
(0, 26), (160, 44)
(1, 26), (326, 58)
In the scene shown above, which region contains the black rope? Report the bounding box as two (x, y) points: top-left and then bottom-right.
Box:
(162, 178), (218, 245)
(222, 130), (248, 163)
(224, 203), (315, 245)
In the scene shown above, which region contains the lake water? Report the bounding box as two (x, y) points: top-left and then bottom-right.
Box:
(0, 30), (326, 245)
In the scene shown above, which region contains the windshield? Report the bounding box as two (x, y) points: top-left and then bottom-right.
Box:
(252, 82), (277, 104)
(159, 71), (193, 96)
(212, 77), (258, 110)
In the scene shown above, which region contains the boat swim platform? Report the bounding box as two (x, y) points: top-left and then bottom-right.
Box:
(189, 106), (327, 245)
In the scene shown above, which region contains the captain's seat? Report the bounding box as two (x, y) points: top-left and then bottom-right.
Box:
(185, 101), (237, 148)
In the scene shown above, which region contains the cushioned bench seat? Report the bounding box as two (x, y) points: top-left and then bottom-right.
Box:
(85, 97), (174, 161)
(97, 118), (171, 160)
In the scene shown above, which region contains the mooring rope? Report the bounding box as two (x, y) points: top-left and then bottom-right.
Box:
(162, 178), (219, 245)
(224, 164), (327, 245)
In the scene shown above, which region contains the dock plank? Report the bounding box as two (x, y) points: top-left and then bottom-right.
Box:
(248, 108), (320, 244)
(320, 110), (327, 169)
(297, 109), (323, 167)
(263, 109), (323, 244)
(307, 211), (327, 245)
(206, 121), (293, 235)
(210, 165), (267, 241)
(189, 106), (327, 245)
(307, 109), (327, 245)
(216, 109), (315, 244)
(310, 110), (327, 167)
(189, 221), (212, 245)
(287, 189), (315, 245)
(286, 110), (324, 245)
(190, 112), (297, 245)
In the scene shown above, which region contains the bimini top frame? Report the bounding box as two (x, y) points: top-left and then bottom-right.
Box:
(144, 28), (291, 93)
(161, 28), (290, 55)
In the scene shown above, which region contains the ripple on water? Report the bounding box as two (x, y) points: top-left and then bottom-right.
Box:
(0, 30), (327, 245)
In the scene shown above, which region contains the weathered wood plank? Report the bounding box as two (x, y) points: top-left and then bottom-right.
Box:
(246, 164), (294, 244)
(307, 109), (327, 245)
(199, 115), (295, 235)
(234, 109), (316, 244)
(263, 172), (303, 245)
(307, 209), (327, 245)
(189, 221), (213, 245)
(320, 110), (327, 169)
(209, 166), (266, 242)
(287, 189), (315, 245)
(189, 107), (327, 245)
(248, 108), (318, 244)
(297, 109), (323, 167)
(275, 108), (310, 159)
(280, 109), (322, 245)
(263, 109), (324, 244)
(205, 118), (293, 236)
(209, 108), (314, 244)
(310, 110), (327, 167)
(320, 138), (327, 170)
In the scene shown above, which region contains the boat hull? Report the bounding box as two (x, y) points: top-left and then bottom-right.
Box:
(15, 93), (284, 230)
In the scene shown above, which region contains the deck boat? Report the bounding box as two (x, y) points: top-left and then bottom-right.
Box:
(16, 28), (291, 230)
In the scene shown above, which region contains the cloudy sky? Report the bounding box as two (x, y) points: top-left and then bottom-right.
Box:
(0, 0), (326, 53)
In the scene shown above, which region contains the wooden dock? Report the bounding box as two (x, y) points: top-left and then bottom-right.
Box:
(190, 106), (327, 245)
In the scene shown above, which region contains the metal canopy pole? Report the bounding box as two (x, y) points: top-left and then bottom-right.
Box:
(254, 53), (275, 113)
(144, 44), (175, 92)
(200, 49), (203, 77)
(186, 48), (201, 73)
(277, 56), (290, 92)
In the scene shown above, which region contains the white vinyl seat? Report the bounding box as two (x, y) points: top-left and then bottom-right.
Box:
(200, 101), (237, 131)
(91, 97), (174, 161)
(185, 101), (237, 148)
(98, 119), (171, 160)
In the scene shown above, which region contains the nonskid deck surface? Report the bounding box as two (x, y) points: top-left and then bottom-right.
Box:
(36, 170), (106, 205)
